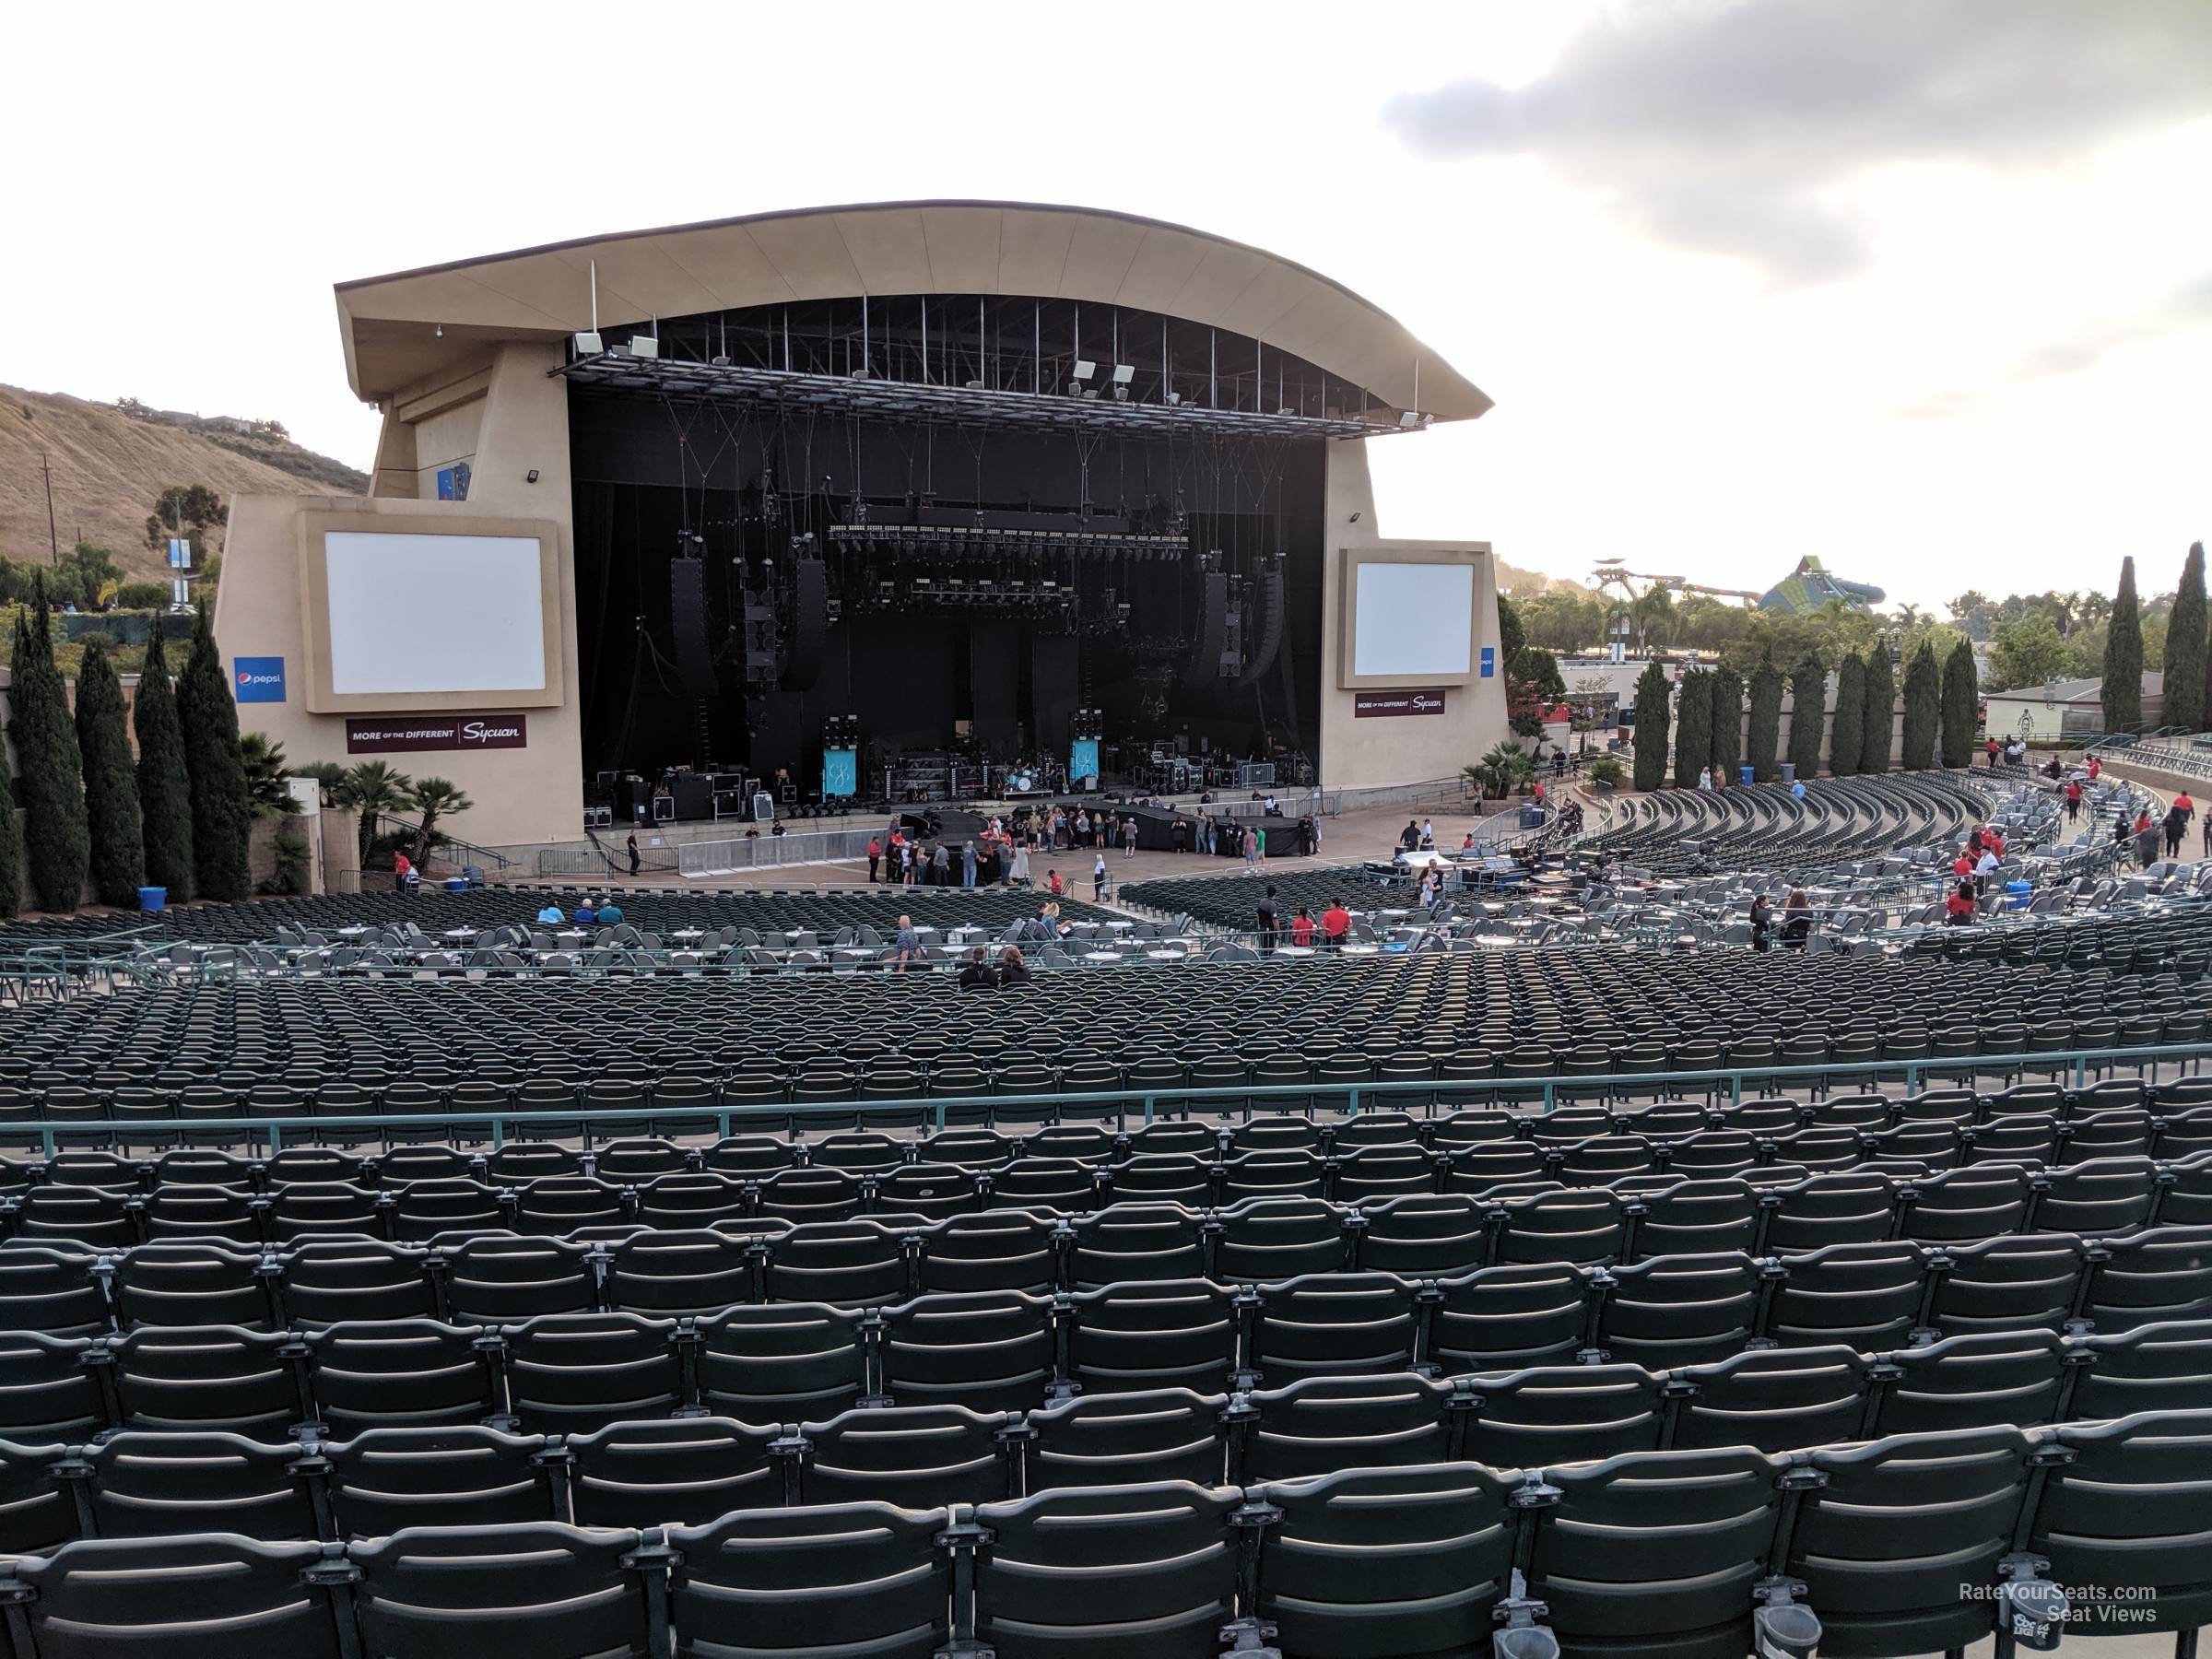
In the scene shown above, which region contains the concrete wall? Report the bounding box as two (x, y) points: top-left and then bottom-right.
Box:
(213, 339), (584, 847)
(1315, 441), (1509, 790)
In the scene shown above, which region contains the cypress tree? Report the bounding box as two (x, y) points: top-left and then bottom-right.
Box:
(1941, 636), (1979, 768)
(175, 606), (253, 901)
(1710, 665), (1743, 782)
(1673, 669), (1712, 789)
(2103, 556), (2143, 733)
(9, 578), (91, 911)
(1787, 656), (1827, 779)
(1747, 663), (1783, 782)
(1829, 654), (1866, 777)
(133, 624), (196, 903)
(1900, 641), (1940, 770)
(1861, 647), (1895, 774)
(2161, 542), (2206, 733)
(1631, 660), (1672, 792)
(75, 641), (146, 908)
(0, 709), (20, 918)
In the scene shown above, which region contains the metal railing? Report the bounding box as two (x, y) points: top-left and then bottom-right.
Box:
(5, 1040), (2200, 1155)
(678, 829), (881, 877)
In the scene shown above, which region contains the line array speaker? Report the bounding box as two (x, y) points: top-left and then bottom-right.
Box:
(741, 592), (778, 690)
(782, 558), (828, 692)
(668, 559), (719, 699)
(1182, 571), (1227, 689)
(1243, 562), (1286, 680)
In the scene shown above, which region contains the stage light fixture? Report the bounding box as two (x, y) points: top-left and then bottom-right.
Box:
(1398, 411), (1422, 429)
(1073, 360), (1097, 382)
(1111, 364), (1135, 385)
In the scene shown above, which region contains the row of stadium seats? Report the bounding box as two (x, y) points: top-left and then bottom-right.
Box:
(4, 1229), (2207, 1437)
(6, 942), (2210, 1113)
(0, 1322), (2204, 1548)
(4, 1415), (2205, 1658)
(8, 1147), (2207, 1258)
(4, 1076), (2205, 1175)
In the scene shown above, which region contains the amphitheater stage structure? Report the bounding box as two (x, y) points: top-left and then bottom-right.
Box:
(214, 202), (1509, 846)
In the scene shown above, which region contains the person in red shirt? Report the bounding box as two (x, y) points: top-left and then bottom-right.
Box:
(1988, 828), (2006, 859)
(393, 851), (414, 892)
(865, 837), (882, 883)
(1047, 869), (1064, 898)
(1946, 880), (1976, 925)
(2065, 779), (2083, 825)
(1951, 849), (1975, 883)
(1290, 908), (1316, 948)
(1320, 899), (1352, 948)
(2087, 755), (2101, 782)
(1985, 737), (2001, 767)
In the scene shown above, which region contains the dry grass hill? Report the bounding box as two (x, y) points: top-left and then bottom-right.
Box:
(0, 385), (364, 577)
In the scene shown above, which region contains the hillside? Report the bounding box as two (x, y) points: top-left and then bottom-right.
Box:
(0, 385), (365, 577)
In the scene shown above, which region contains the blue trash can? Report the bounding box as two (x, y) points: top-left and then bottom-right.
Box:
(1781, 762), (1797, 783)
(1520, 805), (1547, 829)
(137, 886), (167, 912)
(444, 877), (468, 894)
(1739, 765), (1755, 786)
(2006, 880), (2032, 911)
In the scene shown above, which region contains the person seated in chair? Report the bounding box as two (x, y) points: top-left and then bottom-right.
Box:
(956, 947), (996, 990)
(597, 898), (625, 924)
(995, 945), (1033, 987)
(535, 901), (565, 925)
(571, 898), (598, 925)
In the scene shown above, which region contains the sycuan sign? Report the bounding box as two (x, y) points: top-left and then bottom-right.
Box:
(345, 715), (528, 753)
(1352, 688), (1448, 718)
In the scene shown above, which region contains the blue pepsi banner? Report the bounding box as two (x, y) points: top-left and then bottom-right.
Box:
(822, 747), (858, 798)
(1069, 738), (1101, 784)
(233, 657), (287, 703)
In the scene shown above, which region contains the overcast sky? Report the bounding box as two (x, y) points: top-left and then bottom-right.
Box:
(7, 0), (2207, 609)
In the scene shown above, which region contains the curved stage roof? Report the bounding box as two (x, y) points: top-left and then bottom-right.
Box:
(335, 199), (1489, 424)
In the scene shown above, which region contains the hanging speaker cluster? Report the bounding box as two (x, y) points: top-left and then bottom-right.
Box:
(1182, 571), (1228, 689)
(1243, 557), (1286, 680)
(668, 558), (719, 699)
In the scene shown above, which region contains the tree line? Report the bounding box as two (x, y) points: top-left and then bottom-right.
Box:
(1630, 636), (1981, 791)
(0, 574), (253, 917)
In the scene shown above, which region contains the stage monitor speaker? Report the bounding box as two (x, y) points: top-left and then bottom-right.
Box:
(670, 559), (719, 698)
(1244, 563), (1286, 679)
(1182, 571), (1228, 689)
(782, 559), (828, 691)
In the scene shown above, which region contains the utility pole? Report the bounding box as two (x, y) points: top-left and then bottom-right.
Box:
(40, 450), (59, 564)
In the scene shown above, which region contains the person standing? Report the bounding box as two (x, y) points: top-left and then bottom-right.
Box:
(1255, 884), (1279, 954)
(961, 840), (978, 889)
(866, 836), (882, 884)
(1122, 815), (1139, 859)
(1171, 817), (1189, 854)
(1946, 880), (1977, 926)
(2166, 793), (2194, 859)
(1092, 852), (1109, 900)
(1780, 890), (1813, 949)
(1320, 897), (1352, 950)
(1749, 893), (1773, 952)
(1290, 906), (1315, 948)
(933, 842), (952, 886)
(1986, 736), (2001, 768)
(2135, 810), (2161, 869)
(393, 850), (414, 894)
(627, 832), (641, 877)
(2064, 780), (2082, 828)
(1242, 826), (1259, 866)
(892, 914), (921, 971)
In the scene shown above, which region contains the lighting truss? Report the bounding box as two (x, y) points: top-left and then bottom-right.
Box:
(552, 353), (1418, 441)
(826, 524), (1190, 559)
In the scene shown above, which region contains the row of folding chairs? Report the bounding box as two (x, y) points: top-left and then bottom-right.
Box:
(5, 1231), (2208, 1442)
(6, 1413), (2208, 1659)
(6, 1148), (2209, 1266)
(2, 1318), (2206, 1553)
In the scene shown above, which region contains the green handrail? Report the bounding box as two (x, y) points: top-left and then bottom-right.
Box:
(6, 1040), (2202, 1156)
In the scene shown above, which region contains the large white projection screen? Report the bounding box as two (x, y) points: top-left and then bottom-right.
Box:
(324, 532), (547, 695)
(1353, 561), (1475, 677)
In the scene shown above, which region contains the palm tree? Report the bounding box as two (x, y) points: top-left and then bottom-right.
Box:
(1471, 742), (1534, 800)
(335, 760), (412, 870)
(238, 734), (294, 820)
(406, 777), (475, 865)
